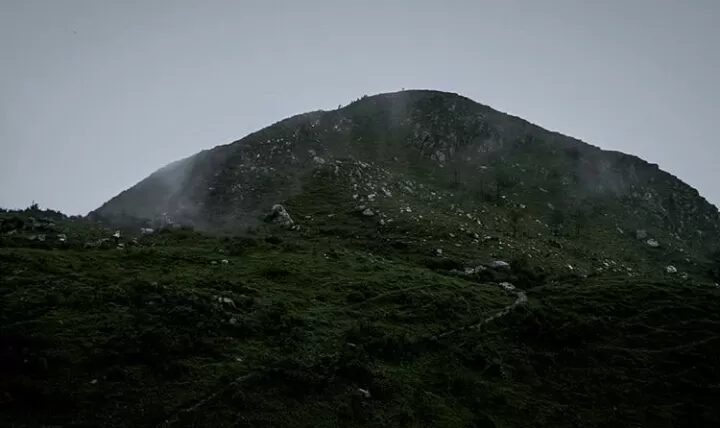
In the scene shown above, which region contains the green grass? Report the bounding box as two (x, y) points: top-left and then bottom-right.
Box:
(2, 217), (719, 427)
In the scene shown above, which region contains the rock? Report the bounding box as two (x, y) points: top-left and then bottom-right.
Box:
(680, 272), (689, 280)
(490, 260), (511, 270)
(265, 204), (294, 227)
(216, 296), (237, 309)
(211, 261), (218, 265)
(646, 239), (660, 248)
(666, 265), (677, 274)
(636, 229), (648, 240)
(140, 228), (154, 234)
(362, 208), (375, 217)
(57, 234), (67, 242)
(357, 388), (371, 399)
(313, 156), (326, 165)
(436, 248), (443, 256)
(500, 282), (515, 291)
(221, 259), (229, 264)
(379, 219), (386, 226)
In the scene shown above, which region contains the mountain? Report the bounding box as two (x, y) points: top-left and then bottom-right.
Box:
(92, 89), (720, 274)
(3, 90), (720, 427)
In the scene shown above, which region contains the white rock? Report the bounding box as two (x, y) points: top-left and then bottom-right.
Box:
(490, 260), (511, 270)
(666, 265), (677, 274)
(221, 259), (229, 264)
(436, 248), (443, 256)
(500, 282), (515, 291)
(646, 239), (660, 248)
(362, 208), (375, 217)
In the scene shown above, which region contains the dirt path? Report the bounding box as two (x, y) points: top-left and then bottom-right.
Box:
(434, 287), (527, 339)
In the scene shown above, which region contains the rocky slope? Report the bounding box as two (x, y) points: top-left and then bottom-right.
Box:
(91, 90), (720, 277)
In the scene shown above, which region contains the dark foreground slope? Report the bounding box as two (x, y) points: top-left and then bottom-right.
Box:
(1, 210), (720, 427)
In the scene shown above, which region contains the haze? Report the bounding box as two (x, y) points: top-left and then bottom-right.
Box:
(1, 0), (718, 214)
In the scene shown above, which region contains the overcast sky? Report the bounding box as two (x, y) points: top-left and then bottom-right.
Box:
(1, 0), (718, 214)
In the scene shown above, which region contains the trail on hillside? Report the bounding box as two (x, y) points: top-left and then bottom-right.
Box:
(434, 286), (527, 339)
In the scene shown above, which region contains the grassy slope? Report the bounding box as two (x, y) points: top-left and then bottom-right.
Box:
(2, 213), (720, 427)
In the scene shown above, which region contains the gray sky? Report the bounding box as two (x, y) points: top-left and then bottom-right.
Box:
(1, 0), (718, 214)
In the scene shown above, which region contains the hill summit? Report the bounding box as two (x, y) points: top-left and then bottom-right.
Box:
(92, 89), (719, 274)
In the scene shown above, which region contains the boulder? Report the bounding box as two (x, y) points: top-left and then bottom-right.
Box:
(666, 265), (678, 274)
(646, 239), (660, 248)
(490, 260), (511, 270)
(265, 204), (294, 227)
(499, 282), (515, 291)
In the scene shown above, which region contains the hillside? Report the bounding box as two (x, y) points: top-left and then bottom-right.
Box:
(2, 90), (720, 427)
(92, 90), (720, 277)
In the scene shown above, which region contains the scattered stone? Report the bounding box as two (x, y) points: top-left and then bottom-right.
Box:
(666, 265), (677, 274)
(379, 219), (386, 226)
(313, 156), (326, 165)
(436, 248), (443, 256)
(362, 208), (375, 217)
(90, 379), (98, 385)
(57, 234), (67, 242)
(490, 260), (511, 270)
(646, 239), (660, 248)
(636, 229), (648, 240)
(216, 296), (237, 309)
(499, 282), (515, 291)
(221, 259), (229, 264)
(357, 388), (371, 399)
(140, 228), (154, 234)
